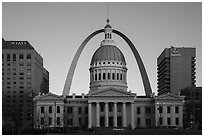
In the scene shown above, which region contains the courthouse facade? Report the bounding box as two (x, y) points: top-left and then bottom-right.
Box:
(34, 20), (184, 129)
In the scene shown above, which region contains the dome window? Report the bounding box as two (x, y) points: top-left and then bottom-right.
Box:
(108, 62), (110, 64)
(103, 62), (105, 64)
(98, 73), (101, 80)
(103, 73), (106, 80)
(112, 73), (115, 80)
(113, 62), (115, 64)
(120, 73), (123, 81)
(117, 73), (119, 80)
(121, 63), (123, 65)
(108, 73), (110, 80)
(95, 74), (97, 81)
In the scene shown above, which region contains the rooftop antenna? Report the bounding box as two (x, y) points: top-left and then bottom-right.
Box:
(107, 2), (109, 20)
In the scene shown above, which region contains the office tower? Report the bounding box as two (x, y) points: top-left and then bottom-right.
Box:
(2, 39), (49, 132)
(180, 87), (202, 128)
(157, 47), (196, 95)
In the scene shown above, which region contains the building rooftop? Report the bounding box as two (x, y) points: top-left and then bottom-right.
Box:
(2, 40), (34, 50)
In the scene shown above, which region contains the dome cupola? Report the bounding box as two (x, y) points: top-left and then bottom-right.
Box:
(89, 20), (128, 94)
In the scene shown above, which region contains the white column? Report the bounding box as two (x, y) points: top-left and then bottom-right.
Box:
(179, 105), (183, 127)
(96, 102), (100, 127)
(113, 102), (117, 127)
(122, 102), (126, 127)
(105, 102), (109, 127)
(131, 102), (135, 129)
(88, 103), (92, 128)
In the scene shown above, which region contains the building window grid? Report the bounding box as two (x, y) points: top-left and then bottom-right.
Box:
(78, 107), (82, 114)
(167, 106), (171, 113)
(137, 107), (141, 114)
(49, 106), (52, 113)
(57, 106), (60, 113)
(175, 106), (179, 113)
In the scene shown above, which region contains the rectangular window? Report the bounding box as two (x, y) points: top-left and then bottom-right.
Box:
(67, 107), (73, 114)
(41, 106), (44, 113)
(146, 118), (151, 127)
(57, 106), (60, 113)
(159, 117), (163, 125)
(19, 54), (24, 60)
(41, 118), (44, 125)
(78, 107), (82, 114)
(20, 73), (24, 75)
(78, 118), (82, 125)
(7, 54), (10, 61)
(95, 73), (97, 81)
(68, 118), (73, 125)
(27, 54), (31, 59)
(167, 106), (171, 113)
(49, 117), (52, 125)
(49, 106), (52, 113)
(175, 106), (179, 113)
(13, 54), (16, 61)
(137, 107), (141, 114)
(158, 106), (163, 113)
(57, 117), (60, 125)
(175, 117), (179, 125)
(137, 118), (140, 126)
(146, 107), (151, 114)
(167, 117), (171, 125)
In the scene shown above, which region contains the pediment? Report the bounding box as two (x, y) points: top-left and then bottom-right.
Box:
(90, 88), (135, 97)
(155, 93), (184, 100)
(34, 92), (65, 101)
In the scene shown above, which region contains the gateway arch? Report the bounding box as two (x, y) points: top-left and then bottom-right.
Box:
(63, 28), (152, 97)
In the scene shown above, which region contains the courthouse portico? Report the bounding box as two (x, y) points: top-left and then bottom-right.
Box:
(88, 88), (136, 129)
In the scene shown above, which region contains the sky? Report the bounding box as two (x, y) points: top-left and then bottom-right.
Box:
(2, 2), (202, 96)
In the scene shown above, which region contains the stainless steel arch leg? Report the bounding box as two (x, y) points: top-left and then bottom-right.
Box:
(62, 29), (104, 96)
(63, 29), (152, 97)
(113, 29), (152, 96)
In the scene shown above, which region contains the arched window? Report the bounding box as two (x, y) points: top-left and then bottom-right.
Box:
(112, 73), (115, 80)
(108, 73), (110, 80)
(117, 73), (119, 80)
(92, 73), (94, 82)
(95, 73), (97, 81)
(103, 73), (106, 80)
(98, 73), (101, 80)
(120, 73), (123, 81)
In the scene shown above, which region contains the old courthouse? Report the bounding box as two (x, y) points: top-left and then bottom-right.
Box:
(33, 20), (184, 129)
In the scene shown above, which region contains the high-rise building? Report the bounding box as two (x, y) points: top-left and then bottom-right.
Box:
(2, 39), (49, 132)
(157, 47), (196, 95)
(180, 87), (202, 128)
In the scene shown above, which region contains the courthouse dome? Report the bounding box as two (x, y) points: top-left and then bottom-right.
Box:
(91, 45), (126, 64)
